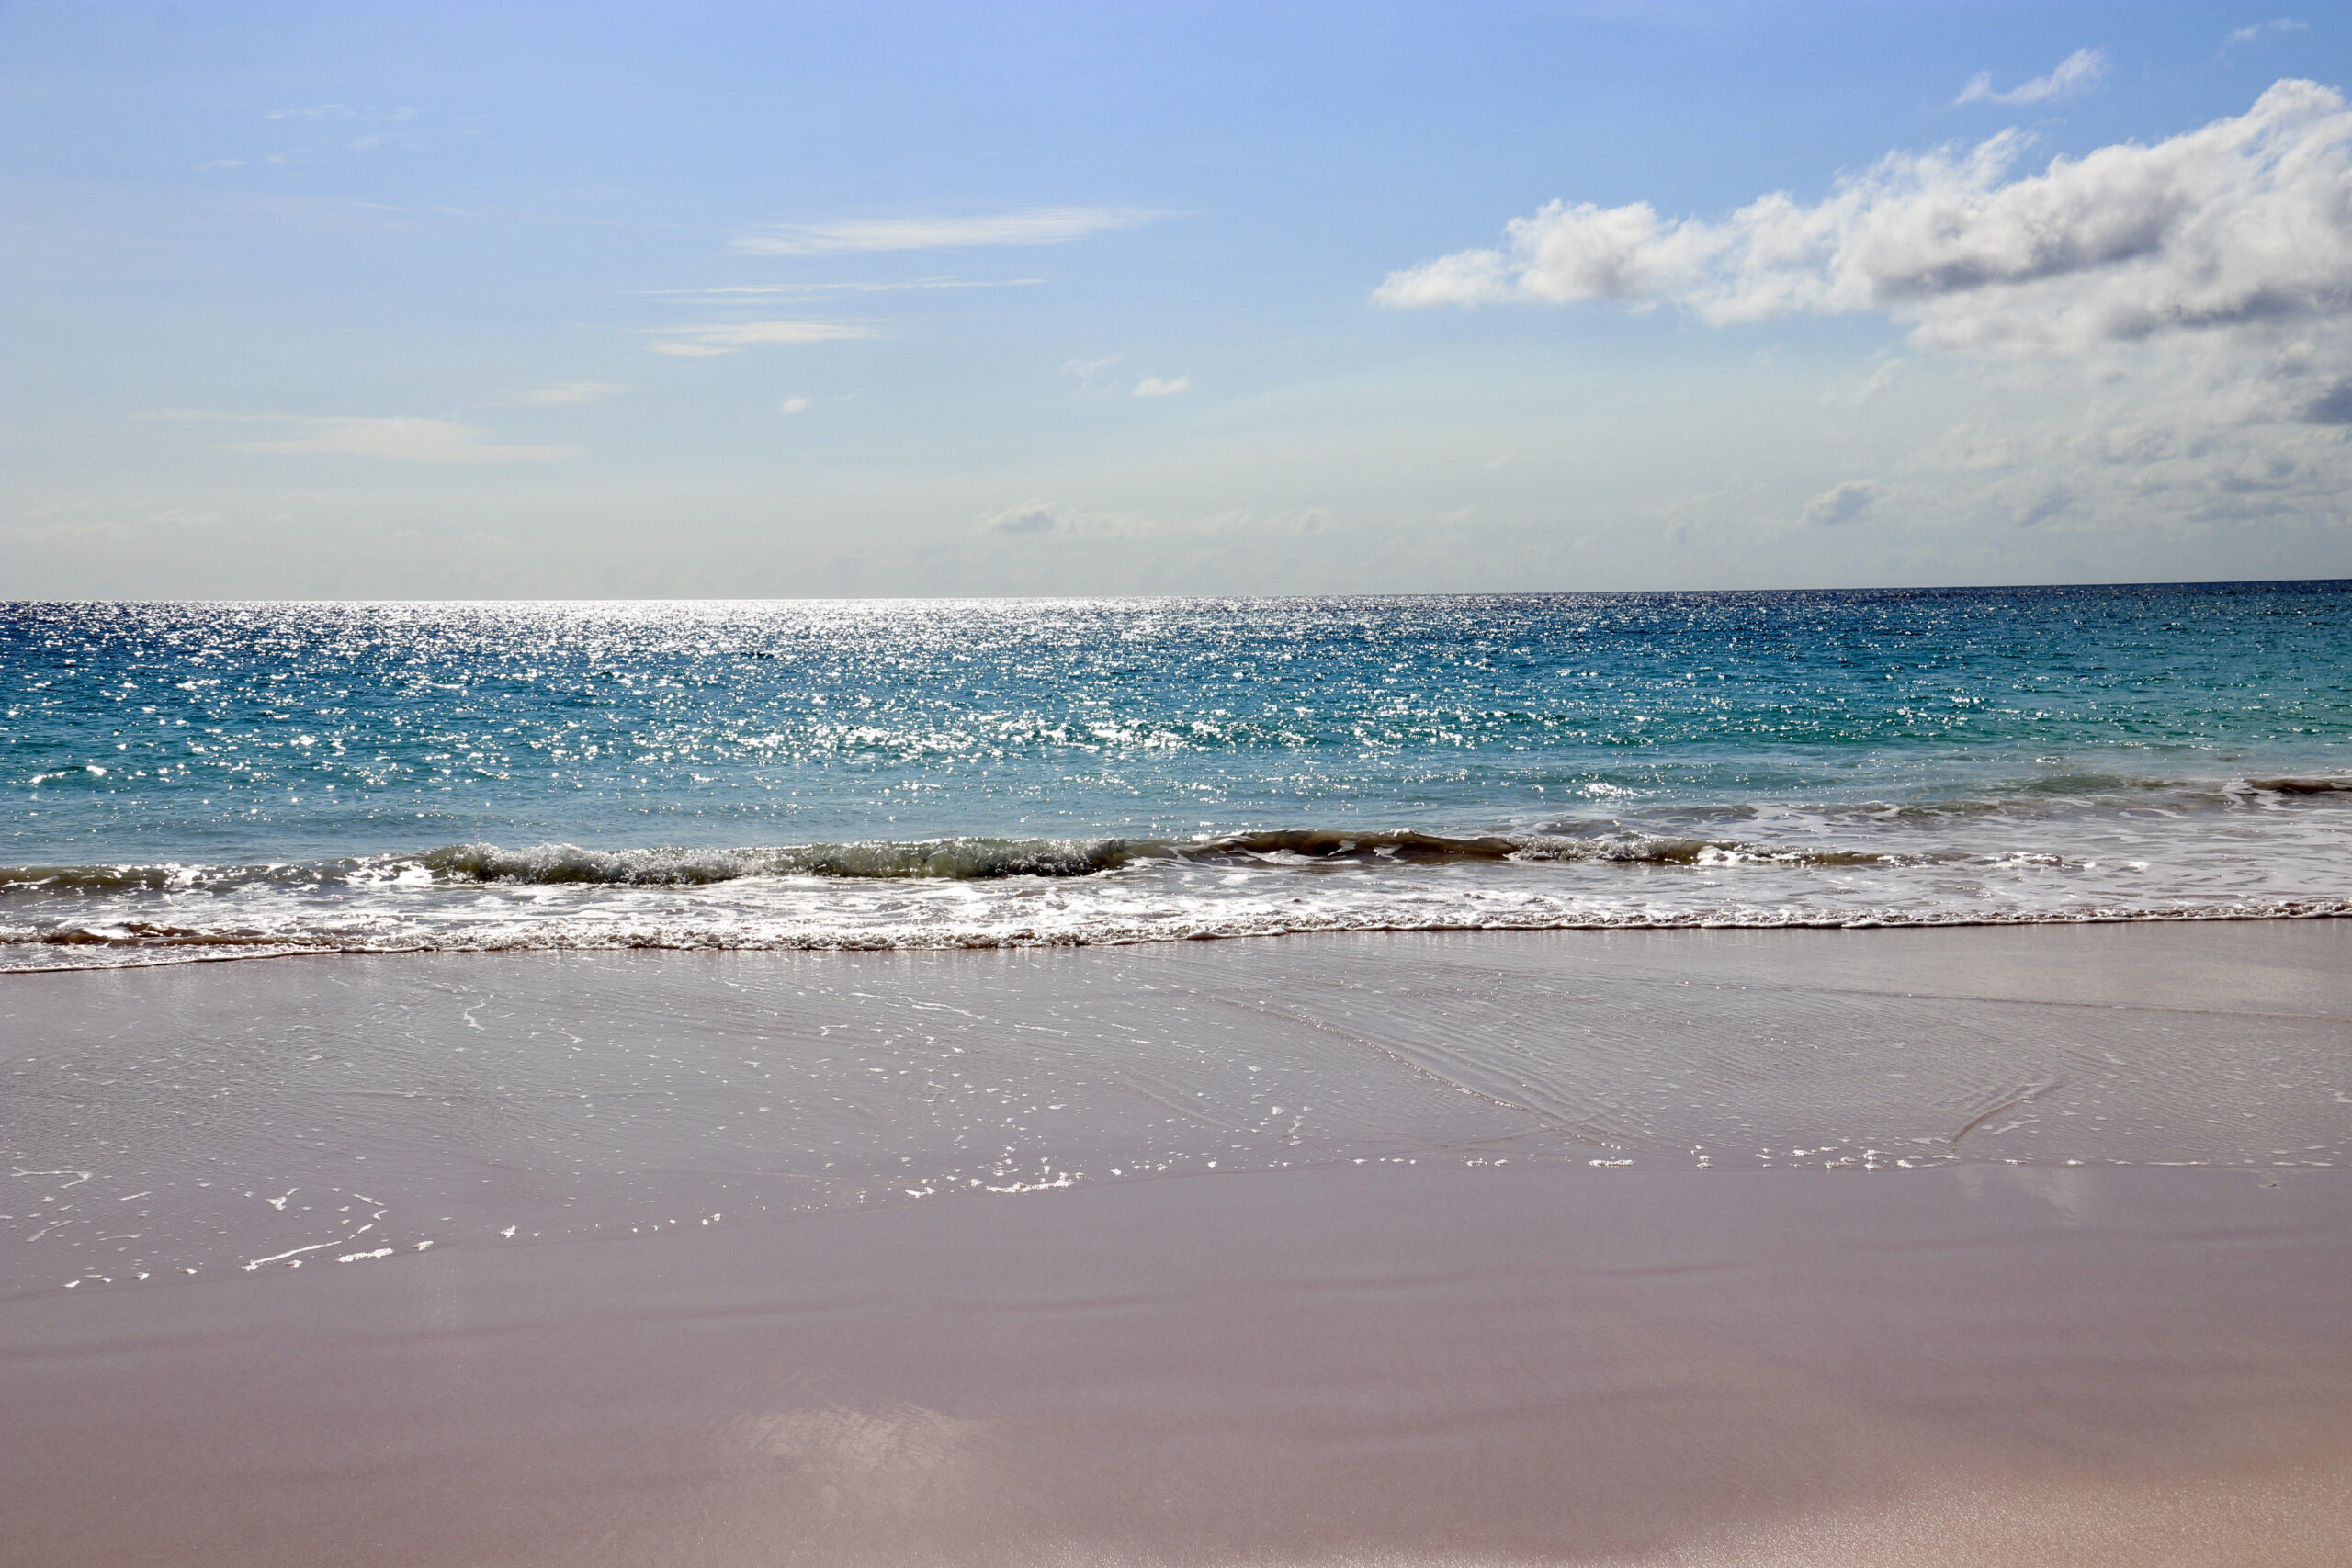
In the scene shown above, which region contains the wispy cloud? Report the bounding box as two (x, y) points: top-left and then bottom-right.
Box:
(655, 279), (1041, 296)
(504, 381), (626, 405)
(646, 278), (1045, 304)
(731, 208), (1159, 255)
(1955, 47), (2107, 107)
(780, 397), (811, 415)
(5, 502), (223, 546)
(975, 497), (1154, 538)
(646, 320), (877, 358)
(1825, 359), (1907, 407)
(1133, 375), (1190, 397)
(2225, 18), (2307, 48)
(217, 416), (580, 463)
(345, 200), (481, 218)
(973, 499), (1324, 543)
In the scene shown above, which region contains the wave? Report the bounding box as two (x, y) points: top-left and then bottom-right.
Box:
(0, 827), (1948, 895)
(409, 829), (1781, 883)
(5, 775), (2346, 972)
(9, 894), (2351, 973)
(424, 837), (1159, 883)
(8, 769), (2351, 894)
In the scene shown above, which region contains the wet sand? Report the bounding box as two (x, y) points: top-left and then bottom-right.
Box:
(6, 923), (2351, 1566)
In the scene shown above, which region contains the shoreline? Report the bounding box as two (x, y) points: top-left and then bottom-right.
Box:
(7, 902), (2350, 977)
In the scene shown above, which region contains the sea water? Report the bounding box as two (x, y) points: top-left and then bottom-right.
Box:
(4, 584), (2346, 969)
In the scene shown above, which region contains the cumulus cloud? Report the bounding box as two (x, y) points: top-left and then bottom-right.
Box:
(506, 381), (625, 405)
(648, 321), (876, 357)
(780, 397), (812, 415)
(1133, 374), (1190, 397)
(1374, 87), (2352, 552)
(1802, 480), (1885, 526)
(221, 416), (580, 463)
(1374, 81), (2352, 370)
(733, 208), (1159, 254)
(1955, 48), (2108, 107)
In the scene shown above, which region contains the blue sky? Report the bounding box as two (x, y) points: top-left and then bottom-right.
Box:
(6, 1), (2349, 596)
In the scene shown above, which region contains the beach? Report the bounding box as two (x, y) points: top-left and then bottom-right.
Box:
(13, 0), (2352, 1553)
(7, 920), (2348, 1566)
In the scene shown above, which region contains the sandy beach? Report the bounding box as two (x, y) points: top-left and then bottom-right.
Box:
(15, 0), (2352, 1558)
(6, 922), (2350, 1566)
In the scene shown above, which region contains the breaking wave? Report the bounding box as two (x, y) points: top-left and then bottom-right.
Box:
(5, 773), (2346, 972)
(0, 827), (1970, 897)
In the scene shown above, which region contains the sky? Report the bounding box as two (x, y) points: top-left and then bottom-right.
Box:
(5, 1), (2350, 598)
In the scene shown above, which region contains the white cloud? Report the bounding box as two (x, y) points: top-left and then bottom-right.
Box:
(221, 417), (580, 463)
(651, 278), (1043, 304)
(1955, 48), (2108, 107)
(780, 397), (811, 415)
(975, 498), (1159, 538)
(1374, 81), (2352, 368)
(731, 208), (1159, 254)
(1921, 425), (2022, 472)
(972, 500), (1321, 546)
(1826, 359), (1908, 406)
(980, 499), (1068, 536)
(1801, 480), (1885, 526)
(1380, 81), (2352, 541)
(2225, 19), (2307, 48)
(507, 381), (626, 405)
(1133, 375), (1190, 397)
(647, 320), (877, 357)
(4, 502), (222, 547)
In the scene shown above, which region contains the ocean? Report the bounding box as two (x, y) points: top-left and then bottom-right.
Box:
(5, 582), (2346, 971)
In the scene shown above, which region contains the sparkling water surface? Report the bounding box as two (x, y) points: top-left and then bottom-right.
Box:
(5, 585), (2347, 966)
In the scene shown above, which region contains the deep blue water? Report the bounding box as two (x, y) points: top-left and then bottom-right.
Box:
(4, 584), (2347, 965)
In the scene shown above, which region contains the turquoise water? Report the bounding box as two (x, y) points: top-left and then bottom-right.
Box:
(5, 584), (2347, 965)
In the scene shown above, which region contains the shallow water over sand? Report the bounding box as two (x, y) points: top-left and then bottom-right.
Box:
(7, 923), (2346, 1293)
